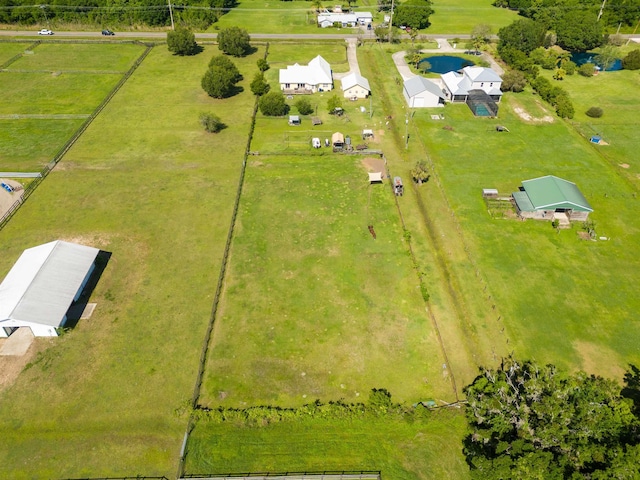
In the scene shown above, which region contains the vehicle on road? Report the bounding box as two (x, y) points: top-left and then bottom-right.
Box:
(38, 29), (53, 35)
(102, 29), (115, 36)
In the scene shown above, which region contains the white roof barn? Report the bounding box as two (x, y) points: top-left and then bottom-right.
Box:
(341, 72), (370, 99)
(279, 55), (333, 93)
(0, 240), (100, 337)
(441, 66), (502, 102)
(403, 76), (445, 108)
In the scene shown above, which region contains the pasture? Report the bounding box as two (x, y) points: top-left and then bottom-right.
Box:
(0, 42), (260, 478)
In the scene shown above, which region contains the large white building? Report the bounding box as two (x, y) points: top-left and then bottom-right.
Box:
(279, 55), (333, 93)
(403, 76), (445, 108)
(0, 240), (100, 337)
(441, 66), (503, 103)
(317, 12), (373, 28)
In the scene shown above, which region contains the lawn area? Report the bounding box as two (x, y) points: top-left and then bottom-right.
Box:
(0, 41), (35, 64)
(186, 410), (470, 479)
(0, 44), (260, 478)
(265, 41), (351, 75)
(411, 90), (640, 378)
(428, 0), (519, 34)
(200, 152), (451, 407)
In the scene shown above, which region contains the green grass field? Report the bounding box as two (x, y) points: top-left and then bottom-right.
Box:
(428, 0), (519, 33)
(186, 411), (470, 479)
(1, 35), (640, 479)
(0, 43), (260, 478)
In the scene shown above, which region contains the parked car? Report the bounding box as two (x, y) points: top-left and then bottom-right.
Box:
(102, 29), (115, 36)
(38, 29), (53, 35)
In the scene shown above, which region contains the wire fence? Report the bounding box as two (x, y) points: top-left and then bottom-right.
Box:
(181, 471), (381, 479)
(0, 41), (153, 233)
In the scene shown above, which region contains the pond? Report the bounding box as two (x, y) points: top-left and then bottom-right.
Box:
(571, 52), (622, 71)
(418, 55), (476, 74)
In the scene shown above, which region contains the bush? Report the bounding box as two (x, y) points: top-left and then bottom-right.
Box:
(564, 60), (577, 75)
(586, 106), (603, 118)
(218, 26), (251, 57)
(199, 113), (225, 133)
(327, 94), (343, 114)
(167, 26), (198, 56)
(257, 58), (269, 72)
(295, 97), (314, 115)
(259, 91), (289, 116)
(622, 49), (640, 70)
(578, 63), (595, 77)
(201, 65), (241, 99)
(555, 94), (574, 119)
(250, 73), (270, 96)
(502, 70), (527, 92)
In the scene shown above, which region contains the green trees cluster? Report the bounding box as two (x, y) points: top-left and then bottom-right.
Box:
(167, 26), (199, 56)
(201, 55), (242, 99)
(531, 76), (574, 118)
(392, 0), (434, 30)
(259, 91), (289, 116)
(0, 0), (235, 28)
(464, 358), (640, 479)
(623, 50), (640, 70)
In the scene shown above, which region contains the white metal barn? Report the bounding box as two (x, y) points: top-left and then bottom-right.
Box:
(0, 240), (99, 337)
(403, 76), (446, 108)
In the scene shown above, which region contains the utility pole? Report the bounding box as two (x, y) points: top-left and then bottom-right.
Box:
(597, 0), (606, 21)
(369, 95), (372, 119)
(405, 112), (409, 149)
(168, 0), (175, 30)
(388, 0), (395, 42)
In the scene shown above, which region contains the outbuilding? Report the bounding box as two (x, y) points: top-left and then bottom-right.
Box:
(403, 76), (445, 108)
(332, 132), (345, 149)
(341, 72), (371, 99)
(0, 240), (100, 337)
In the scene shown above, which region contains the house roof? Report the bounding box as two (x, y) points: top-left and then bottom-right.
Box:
(0, 240), (99, 327)
(341, 72), (370, 92)
(520, 175), (593, 212)
(441, 71), (469, 96)
(331, 132), (344, 143)
(403, 76), (445, 99)
(279, 55), (332, 86)
(463, 66), (502, 83)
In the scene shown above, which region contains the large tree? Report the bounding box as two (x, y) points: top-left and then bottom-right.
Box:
(217, 26), (251, 56)
(209, 55), (242, 82)
(259, 91), (289, 116)
(497, 18), (546, 55)
(554, 10), (603, 51)
(201, 58), (242, 98)
(392, 0), (434, 30)
(470, 24), (492, 53)
(167, 26), (199, 56)
(464, 358), (639, 479)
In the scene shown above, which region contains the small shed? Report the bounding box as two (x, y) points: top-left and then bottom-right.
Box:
(288, 115), (301, 126)
(332, 132), (345, 148)
(368, 172), (383, 184)
(312, 117), (322, 126)
(482, 188), (499, 198)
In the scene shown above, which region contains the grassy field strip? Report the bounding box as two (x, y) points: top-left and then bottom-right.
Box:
(187, 413), (471, 479)
(358, 44), (507, 393)
(0, 44), (261, 478)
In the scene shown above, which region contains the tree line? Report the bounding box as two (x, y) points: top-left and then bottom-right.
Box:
(0, 0), (236, 29)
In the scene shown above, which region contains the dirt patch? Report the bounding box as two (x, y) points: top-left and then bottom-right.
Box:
(0, 333), (50, 392)
(513, 106), (554, 123)
(361, 157), (386, 173)
(578, 231), (592, 240)
(573, 340), (625, 380)
(620, 163), (630, 169)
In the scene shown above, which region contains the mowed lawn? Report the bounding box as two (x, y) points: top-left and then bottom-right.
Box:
(0, 44), (260, 478)
(412, 88), (640, 379)
(201, 153), (451, 408)
(423, 0), (518, 33)
(186, 411), (470, 479)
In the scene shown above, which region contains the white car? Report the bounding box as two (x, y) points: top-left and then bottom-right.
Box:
(38, 29), (53, 35)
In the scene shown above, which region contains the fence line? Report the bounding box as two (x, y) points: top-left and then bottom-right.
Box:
(181, 471), (381, 479)
(0, 42), (153, 232)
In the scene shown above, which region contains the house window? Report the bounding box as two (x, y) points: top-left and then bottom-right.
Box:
(481, 82), (484, 87)
(285, 83), (290, 88)
(490, 82), (493, 87)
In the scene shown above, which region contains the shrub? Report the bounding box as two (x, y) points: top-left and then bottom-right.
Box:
(208, 55), (242, 82)
(502, 70), (527, 92)
(578, 62), (595, 77)
(201, 66), (240, 99)
(257, 58), (269, 71)
(259, 91), (289, 116)
(250, 73), (270, 96)
(586, 106), (603, 118)
(622, 50), (640, 70)
(327, 94), (343, 114)
(199, 113), (225, 133)
(295, 97), (314, 115)
(555, 94), (574, 119)
(564, 60), (577, 75)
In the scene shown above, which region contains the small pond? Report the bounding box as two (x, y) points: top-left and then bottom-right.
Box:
(571, 52), (622, 71)
(418, 55), (476, 74)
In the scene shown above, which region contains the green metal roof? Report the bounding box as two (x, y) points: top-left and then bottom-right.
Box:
(512, 191), (534, 212)
(521, 175), (593, 212)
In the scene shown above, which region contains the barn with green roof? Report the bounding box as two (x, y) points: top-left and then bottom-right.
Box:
(512, 175), (593, 223)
